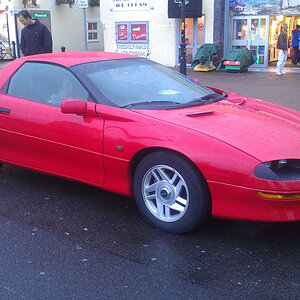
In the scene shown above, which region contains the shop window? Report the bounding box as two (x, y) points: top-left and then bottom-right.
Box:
(233, 19), (248, 40)
(115, 22), (149, 43)
(87, 20), (100, 42)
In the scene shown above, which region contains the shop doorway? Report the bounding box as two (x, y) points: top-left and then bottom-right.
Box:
(177, 16), (205, 65)
(231, 15), (269, 68)
(269, 15), (300, 66)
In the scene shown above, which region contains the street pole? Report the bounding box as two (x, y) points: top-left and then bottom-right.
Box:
(179, 0), (186, 75)
(6, 12), (11, 46)
(223, 0), (229, 56)
(5, 6), (10, 46)
(83, 8), (87, 51)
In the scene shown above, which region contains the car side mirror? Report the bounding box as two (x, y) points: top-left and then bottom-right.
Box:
(61, 99), (87, 115)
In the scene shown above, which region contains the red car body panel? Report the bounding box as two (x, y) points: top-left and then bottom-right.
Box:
(209, 181), (300, 221)
(136, 94), (300, 163)
(0, 95), (104, 186)
(0, 52), (299, 223)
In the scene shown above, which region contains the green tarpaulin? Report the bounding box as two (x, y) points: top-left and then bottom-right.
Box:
(191, 43), (217, 69)
(217, 47), (256, 70)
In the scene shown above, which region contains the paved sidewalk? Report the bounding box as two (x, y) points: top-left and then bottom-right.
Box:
(0, 60), (12, 67)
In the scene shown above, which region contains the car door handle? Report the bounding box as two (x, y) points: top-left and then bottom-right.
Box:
(0, 107), (10, 114)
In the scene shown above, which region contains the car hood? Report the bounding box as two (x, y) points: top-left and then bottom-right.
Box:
(133, 92), (300, 162)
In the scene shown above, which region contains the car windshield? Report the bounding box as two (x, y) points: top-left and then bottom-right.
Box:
(71, 58), (225, 109)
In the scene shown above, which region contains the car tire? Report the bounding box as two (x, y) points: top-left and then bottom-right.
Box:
(133, 151), (211, 233)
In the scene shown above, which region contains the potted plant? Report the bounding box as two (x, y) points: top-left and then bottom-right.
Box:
(56, 0), (75, 7)
(89, 0), (100, 7)
(22, 0), (37, 7)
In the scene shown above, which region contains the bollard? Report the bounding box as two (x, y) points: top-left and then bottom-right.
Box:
(61, 46), (66, 52)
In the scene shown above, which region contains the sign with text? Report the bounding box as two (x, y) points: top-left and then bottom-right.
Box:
(78, 0), (88, 9)
(117, 24), (128, 41)
(116, 44), (151, 57)
(168, 0), (202, 18)
(131, 24), (147, 41)
(113, 0), (154, 11)
(29, 10), (51, 32)
(32, 13), (49, 18)
(230, 0), (300, 15)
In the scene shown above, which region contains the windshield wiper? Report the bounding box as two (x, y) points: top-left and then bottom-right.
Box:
(201, 91), (227, 101)
(185, 91), (228, 105)
(120, 100), (181, 108)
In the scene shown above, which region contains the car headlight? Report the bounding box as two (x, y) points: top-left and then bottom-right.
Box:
(254, 159), (300, 181)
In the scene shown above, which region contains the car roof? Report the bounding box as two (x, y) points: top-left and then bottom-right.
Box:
(19, 51), (137, 67)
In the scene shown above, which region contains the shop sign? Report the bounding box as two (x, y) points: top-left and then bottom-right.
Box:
(131, 24), (147, 41)
(117, 24), (128, 40)
(112, 0), (154, 11)
(168, 0), (202, 18)
(116, 44), (151, 57)
(230, 0), (300, 16)
(29, 10), (51, 32)
(32, 13), (49, 18)
(116, 21), (149, 43)
(198, 23), (204, 31)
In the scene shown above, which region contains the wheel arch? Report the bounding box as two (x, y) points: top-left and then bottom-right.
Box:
(130, 147), (212, 203)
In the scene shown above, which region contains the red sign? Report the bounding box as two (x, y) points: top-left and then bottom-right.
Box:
(131, 24), (147, 41)
(117, 24), (128, 41)
(198, 23), (204, 31)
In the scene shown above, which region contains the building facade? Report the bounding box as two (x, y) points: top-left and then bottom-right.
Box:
(227, 0), (300, 68)
(100, 0), (215, 67)
(2, 0), (298, 69)
(0, 0), (103, 58)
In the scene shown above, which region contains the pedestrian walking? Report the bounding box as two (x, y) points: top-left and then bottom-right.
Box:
(276, 24), (288, 76)
(18, 10), (53, 56)
(291, 24), (300, 65)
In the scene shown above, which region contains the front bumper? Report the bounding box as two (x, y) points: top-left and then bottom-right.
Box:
(208, 181), (300, 222)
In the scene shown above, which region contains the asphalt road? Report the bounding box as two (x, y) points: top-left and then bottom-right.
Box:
(0, 69), (300, 299)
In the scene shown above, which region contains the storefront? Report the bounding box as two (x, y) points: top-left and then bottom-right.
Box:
(229, 0), (300, 68)
(101, 0), (214, 67)
(176, 16), (205, 64)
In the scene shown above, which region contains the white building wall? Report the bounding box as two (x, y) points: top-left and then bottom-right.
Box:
(100, 0), (214, 67)
(203, 0), (214, 44)
(0, 0), (103, 54)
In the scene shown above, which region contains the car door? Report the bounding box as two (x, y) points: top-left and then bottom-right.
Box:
(0, 61), (104, 186)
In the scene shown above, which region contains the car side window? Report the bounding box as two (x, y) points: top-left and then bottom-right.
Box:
(7, 62), (90, 107)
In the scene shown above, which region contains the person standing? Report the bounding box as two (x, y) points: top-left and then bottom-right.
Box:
(18, 10), (53, 56)
(291, 25), (300, 65)
(276, 24), (288, 76)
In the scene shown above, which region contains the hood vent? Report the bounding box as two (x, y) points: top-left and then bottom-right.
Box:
(187, 110), (214, 117)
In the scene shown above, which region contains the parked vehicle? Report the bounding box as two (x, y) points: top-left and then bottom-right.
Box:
(0, 52), (299, 233)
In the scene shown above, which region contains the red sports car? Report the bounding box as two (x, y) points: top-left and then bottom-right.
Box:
(0, 52), (299, 233)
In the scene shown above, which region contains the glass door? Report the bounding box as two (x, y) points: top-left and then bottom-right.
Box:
(249, 16), (269, 67)
(177, 17), (205, 65)
(232, 17), (248, 47)
(231, 16), (269, 68)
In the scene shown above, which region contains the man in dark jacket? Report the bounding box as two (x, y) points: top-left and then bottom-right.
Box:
(276, 24), (288, 76)
(18, 10), (53, 56)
